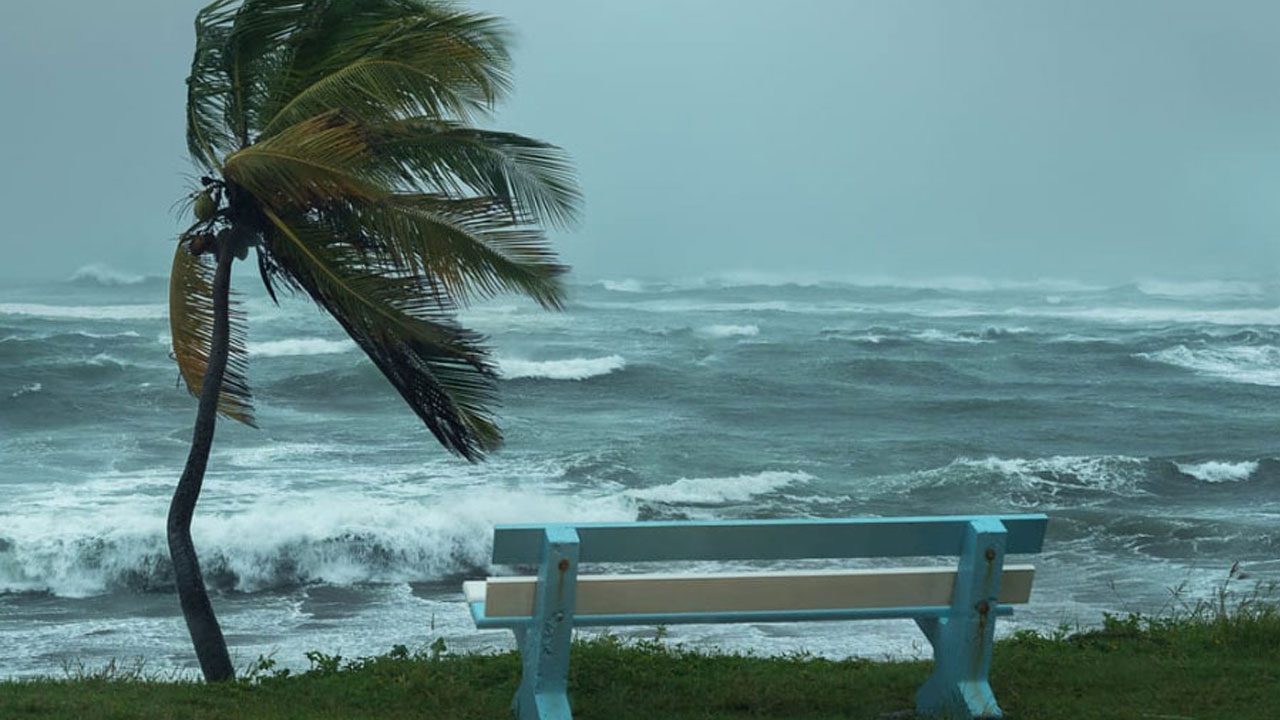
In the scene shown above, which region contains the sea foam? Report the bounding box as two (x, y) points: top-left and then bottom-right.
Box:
(9, 383), (42, 399)
(0, 485), (636, 597)
(66, 264), (150, 286)
(1138, 345), (1280, 387)
(248, 338), (356, 357)
(695, 324), (759, 338)
(0, 303), (166, 321)
(626, 470), (813, 504)
(498, 355), (626, 380)
(1175, 461), (1259, 483)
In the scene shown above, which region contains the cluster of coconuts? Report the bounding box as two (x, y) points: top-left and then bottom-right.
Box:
(185, 189), (256, 260)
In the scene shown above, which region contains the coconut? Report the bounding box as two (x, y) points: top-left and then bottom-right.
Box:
(187, 233), (213, 256)
(194, 191), (216, 222)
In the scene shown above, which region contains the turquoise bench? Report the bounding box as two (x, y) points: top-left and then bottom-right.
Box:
(464, 514), (1048, 719)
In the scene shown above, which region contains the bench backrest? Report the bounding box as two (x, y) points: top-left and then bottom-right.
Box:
(491, 514), (1048, 564)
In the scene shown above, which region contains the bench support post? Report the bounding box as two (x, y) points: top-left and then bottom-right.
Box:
(916, 518), (1008, 719)
(512, 525), (580, 720)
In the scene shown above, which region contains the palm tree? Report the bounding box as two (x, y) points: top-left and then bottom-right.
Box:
(169, 0), (578, 682)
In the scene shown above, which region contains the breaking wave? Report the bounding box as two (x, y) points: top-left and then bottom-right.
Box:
(65, 265), (152, 286)
(498, 355), (626, 380)
(626, 470), (813, 504)
(696, 324), (759, 338)
(0, 488), (636, 597)
(1175, 461), (1258, 483)
(248, 338), (356, 357)
(1137, 345), (1280, 387)
(0, 303), (166, 321)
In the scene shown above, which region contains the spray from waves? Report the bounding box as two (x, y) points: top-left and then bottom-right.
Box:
(0, 303), (166, 321)
(65, 264), (152, 286)
(696, 324), (759, 339)
(248, 338), (356, 357)
(597, 279), (653, 293)
(1134, 279), (1264, 300)
(1136, 345), (1280, 386)
(1175, 461), (1259, 483)
(626, 470), (813, 504)
(498, 355), (626, 381)
(0, 488), (636, 598)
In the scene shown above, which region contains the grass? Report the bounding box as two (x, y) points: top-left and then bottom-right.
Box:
(2, 576), (1277, 719)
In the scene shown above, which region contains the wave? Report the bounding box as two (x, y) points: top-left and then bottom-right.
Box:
(0, 487), (636, 597)
(1175, 460), (1258, 483)
(248, 338), (356, 358)
(821, 326), (1030, 345)
(695, 324), (759, 339)
(1133, 279), (1265, 300)
(590, 272), (1107, 294)
(948, 455), (1151, 495)
(876, 455), (1158, 511)
(1013, 305), (1280, 327)
(626, 470), (813, 504)
(0, 303), (166, 321)
(498, 355), (626, 381)
(1137, 345), (1280, 387)
(596, 279), (654, 293)
(65, 264), (154, 286)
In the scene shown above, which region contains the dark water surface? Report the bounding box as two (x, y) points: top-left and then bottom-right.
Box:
(2, 267), (1277, 677)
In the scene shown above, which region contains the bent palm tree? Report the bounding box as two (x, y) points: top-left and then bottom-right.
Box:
(170, 0), (578, 682)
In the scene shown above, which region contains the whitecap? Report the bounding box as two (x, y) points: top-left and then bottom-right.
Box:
(9, 383), (42, 398)
(248, 338), (356, 357)
(0, 484), (636, 596)
(66, 264), (150, 286)
(695, 324), (759, 338)
(598, 279), (651, 293)
(912, 329), (986, 344)
(498, 355), (625, 380)
(1175, 460), (1258, 483)
(1137, 345), (1280, 387)
(627, 470), (813, 504)
(1135, 279), (1264, 300)
(0, 303), (166, 321)
(944, 455), (1151, 496)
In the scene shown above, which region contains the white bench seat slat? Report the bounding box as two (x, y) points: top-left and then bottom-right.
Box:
(465, 564), (1035, 618)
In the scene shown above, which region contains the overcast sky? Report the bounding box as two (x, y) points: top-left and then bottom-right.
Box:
(2, 1), (1279, 283)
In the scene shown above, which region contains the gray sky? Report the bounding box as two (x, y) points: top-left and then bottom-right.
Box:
(2, 1), (1279, 283)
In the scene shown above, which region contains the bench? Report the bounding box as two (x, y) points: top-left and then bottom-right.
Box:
(463, 513), (1048, 720)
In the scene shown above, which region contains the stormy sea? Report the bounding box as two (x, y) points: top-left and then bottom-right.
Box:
(1, 265), (1278, 678)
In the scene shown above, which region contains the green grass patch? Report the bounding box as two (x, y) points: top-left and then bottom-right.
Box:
(3, 586), (1278, 719)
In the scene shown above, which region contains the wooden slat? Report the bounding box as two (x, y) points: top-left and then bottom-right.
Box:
(491, 515), (1048, 564)
(471, 565), (1035, 618)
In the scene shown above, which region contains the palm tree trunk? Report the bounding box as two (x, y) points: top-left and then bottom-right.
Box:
(168, 241), (236, 683)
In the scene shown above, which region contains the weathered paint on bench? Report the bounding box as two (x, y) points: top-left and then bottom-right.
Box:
(464, 514), (1048, 720)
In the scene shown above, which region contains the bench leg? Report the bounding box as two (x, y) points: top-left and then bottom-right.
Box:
(512, 526), (580, 720)
(915, 518), (1008, 719)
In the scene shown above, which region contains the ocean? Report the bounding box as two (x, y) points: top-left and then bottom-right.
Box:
(1, 265), (1277, 678)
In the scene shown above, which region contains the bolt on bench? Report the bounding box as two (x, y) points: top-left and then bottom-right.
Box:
(463, 513), (1048, 719)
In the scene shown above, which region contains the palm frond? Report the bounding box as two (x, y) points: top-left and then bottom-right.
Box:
(187, 1), (242, 168)
(223, 111), (390, 208)
(369, 120), (581, 228)
(324, 195), (567, 308)
(169, 240), (256, 427)
(260, 206), (502, 458)
(259, 2), (511, 136)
